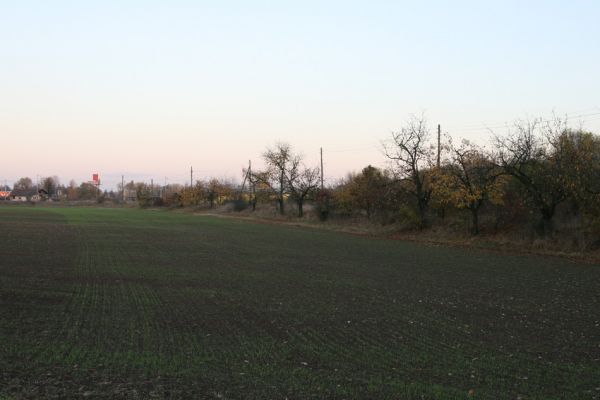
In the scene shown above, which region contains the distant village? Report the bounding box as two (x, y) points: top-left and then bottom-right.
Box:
(0, 174), (246, 209)
(0, 175), (155, 204)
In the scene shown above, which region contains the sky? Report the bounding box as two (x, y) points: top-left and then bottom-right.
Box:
(1, 0), (600, 190)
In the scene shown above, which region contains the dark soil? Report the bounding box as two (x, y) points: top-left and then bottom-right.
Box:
(0, 207), (598, 399)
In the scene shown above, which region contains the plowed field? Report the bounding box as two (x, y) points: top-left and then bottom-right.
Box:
(0, 207), (598, 399)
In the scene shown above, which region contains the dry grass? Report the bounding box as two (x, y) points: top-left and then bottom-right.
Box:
(201, 204), (600, 264)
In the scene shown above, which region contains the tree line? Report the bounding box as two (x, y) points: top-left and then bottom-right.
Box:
(168, 113), (600, 246)
(6, 113), (599, 247)
(332, 114), (599, 244)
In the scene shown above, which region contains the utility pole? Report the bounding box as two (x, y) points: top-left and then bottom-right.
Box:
(320, 147), (324, 190)
(437, 124), (441, 168)
(279, 159), (285, 215)
(190, 166), (193, 187)
(249, 159), (253, 188)
(246, 159), (251, 192)
(121, 175), (125, 202)
(250, 160), (256, 211)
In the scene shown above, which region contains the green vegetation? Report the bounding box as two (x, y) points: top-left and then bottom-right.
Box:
(0, 206), (598, 399)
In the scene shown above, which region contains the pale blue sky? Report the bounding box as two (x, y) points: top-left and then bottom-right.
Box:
(1, 1), (599, 189)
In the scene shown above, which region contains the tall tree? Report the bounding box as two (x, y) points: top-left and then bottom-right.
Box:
(77, 182), (100, 200)
(259, 142), (321, 217)
(14, 177), (33, 190)
(41, 176), (60, 195)
(495, 117), (571, 236)
(383, 114), (433, 228)
(287, 158), (320, 217)
(441, 140), (505, 235)
(261, 142), (293, 215)
(557, 129), (600, 201)
(67, 180), (78, 200)
(348, 165), (390, 219)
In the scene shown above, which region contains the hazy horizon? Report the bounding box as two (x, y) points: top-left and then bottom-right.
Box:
(2, 1), (600, 190)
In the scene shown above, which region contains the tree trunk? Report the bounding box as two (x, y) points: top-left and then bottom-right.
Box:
(531, 194), (557, 238)
(535, 212), (554, 238)
(535, 206), (555, 238)
(438, 207), (445, 221)
(417, 199), (428, 229)
(279, 171), (285, 215)
(415, 176), (429, 229)
(470, 208), (480, 235)
(297, 199), (304, 217)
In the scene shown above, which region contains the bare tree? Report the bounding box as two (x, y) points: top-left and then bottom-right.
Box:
(258, 142), (321, 217)
(41, 176), (60, 196)
(494, 117), (569, 236)
(14, 177), (33, 190)
(261, 142), (293, 215)
(287, 157), (320, 217)
(383, 114), (433, 227)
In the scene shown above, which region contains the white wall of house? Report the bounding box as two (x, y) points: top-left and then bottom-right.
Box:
(10, 194), (41, 202)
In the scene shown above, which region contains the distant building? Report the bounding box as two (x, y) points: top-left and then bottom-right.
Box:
(50, 188), (65, 201)
(0, 191), (10, 200)
(123, 187), (137, 202)
(9, 188), (48, 202)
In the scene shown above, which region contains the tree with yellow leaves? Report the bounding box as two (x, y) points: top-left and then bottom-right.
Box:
(436, 139), (505, 235)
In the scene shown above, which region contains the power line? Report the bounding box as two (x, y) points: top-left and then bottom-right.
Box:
(325, 144), (381, 153)
(446, 110), (600, 133)
(447, 107), (600, 129)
